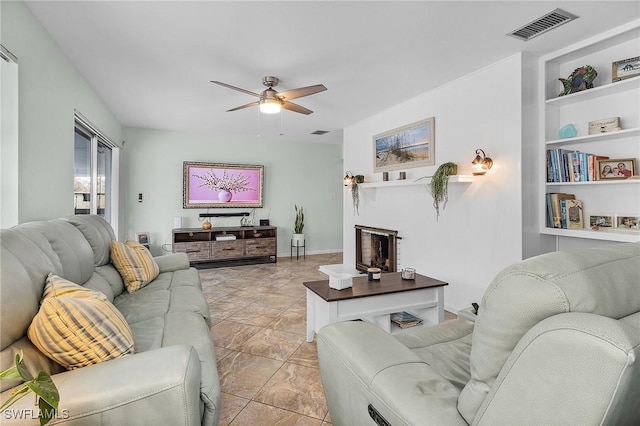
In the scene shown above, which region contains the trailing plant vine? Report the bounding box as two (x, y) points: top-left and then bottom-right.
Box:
(430, 162), (457, 220)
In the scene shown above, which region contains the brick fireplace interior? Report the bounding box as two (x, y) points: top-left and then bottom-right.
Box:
(355, 225), (399, 273)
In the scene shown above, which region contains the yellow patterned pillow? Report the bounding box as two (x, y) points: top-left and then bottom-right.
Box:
(111, 240), (159, 293)
(28, 273), (135, 370)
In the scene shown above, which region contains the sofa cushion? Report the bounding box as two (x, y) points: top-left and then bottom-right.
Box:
(111, 240), (160, 293)
(28, 274), (135, 370)
(63, 215), (116, 266)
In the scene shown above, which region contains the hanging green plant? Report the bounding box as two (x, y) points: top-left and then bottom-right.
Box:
(350, 175), (365, 215)
(430, 162), (457, 220)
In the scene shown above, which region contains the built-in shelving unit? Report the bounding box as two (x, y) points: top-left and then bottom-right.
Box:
(538, 20), (640, 243)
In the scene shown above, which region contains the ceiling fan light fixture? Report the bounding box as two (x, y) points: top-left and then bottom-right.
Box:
(259, 98), (282, 114)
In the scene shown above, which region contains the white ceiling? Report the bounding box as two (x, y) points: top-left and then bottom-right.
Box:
(25, 1), (640, 145)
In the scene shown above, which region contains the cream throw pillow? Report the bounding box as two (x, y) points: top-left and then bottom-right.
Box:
(28, 273), (135, 370)
(111, 240), (159, 293)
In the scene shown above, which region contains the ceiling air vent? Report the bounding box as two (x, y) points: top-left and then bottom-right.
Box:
(508, 8), (578, 41)
(311, 130), (330, 135)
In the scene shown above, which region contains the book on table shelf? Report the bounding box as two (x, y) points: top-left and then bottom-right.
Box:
(390, 311), (423, 329)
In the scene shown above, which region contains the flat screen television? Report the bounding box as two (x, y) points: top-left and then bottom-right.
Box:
(183, 161), (264, 209)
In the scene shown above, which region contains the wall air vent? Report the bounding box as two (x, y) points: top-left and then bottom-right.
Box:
(508, 8), (578, 41)
(311, 130), (330, 135)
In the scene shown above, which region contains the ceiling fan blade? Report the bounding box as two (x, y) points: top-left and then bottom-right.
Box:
(277, 84), (327, 101)
(227, 101), (260, 112)
(210, 81), (261, 98)
(282, 101), (313, 115)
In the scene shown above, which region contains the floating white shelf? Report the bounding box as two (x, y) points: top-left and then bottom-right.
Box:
(359, 175), (475, 189)
(541, 227), (640, 243)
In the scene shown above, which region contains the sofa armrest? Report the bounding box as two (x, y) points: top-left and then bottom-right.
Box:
(1, 345), (202, 425)
(473, 312), (640, 425)
(318, 321), (467, 426)
(154, 252), (190, 273)
(457, 306), (478, 323)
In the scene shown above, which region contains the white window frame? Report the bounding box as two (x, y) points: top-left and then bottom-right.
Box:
(74, 111), (120, 235)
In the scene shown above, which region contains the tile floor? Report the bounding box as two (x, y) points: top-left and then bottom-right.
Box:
(200, 253), (456, 425)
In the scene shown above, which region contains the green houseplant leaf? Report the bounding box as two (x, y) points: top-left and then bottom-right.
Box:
(294, 205), (304, 234)
(0, 351), (60, 426)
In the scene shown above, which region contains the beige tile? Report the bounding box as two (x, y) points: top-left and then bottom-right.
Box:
(210, 320), (262, 350)
(230, 401), (322, 426)
(217, 392), (250, 426)
(214, 346), (233, 365)
(323, 410), (332, 424)
(226, 306), (284, 327)
(269, 310), (307, 335)
(249, 294), (301, 311)
(218, 351), (283, 399)
(254, 363), (328, 420)
(239, 328), (305, 361)
(288, 341), (319, 369)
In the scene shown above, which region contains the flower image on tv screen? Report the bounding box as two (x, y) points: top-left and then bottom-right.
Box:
(183, 162), (264, 208)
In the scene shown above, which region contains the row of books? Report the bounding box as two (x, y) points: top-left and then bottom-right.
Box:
(546, 193), (584, 229)
(546, 149), (609, 183)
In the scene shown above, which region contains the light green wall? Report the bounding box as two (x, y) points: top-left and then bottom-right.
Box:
(122, 128), (343, 256)
(1, 1), (122, 223)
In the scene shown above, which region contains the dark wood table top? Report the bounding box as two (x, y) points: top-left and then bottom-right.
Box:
(303, 272), (448, 302)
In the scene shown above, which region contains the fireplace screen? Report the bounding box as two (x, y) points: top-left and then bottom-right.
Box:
(355, 225), (398, 273)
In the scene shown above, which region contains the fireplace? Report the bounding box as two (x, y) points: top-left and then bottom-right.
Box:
(355, 225), (399, 273)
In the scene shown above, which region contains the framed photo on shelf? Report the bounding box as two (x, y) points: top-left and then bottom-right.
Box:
(612, 56), (640, 82)
(373, 117), (435, 172)
(595, 158), (636, 180)
(615, 215), (640, 231)
(589, 214), (614, 230)
(136, 232), (150, 246)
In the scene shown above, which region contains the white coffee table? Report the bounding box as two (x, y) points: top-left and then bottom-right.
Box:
(303, 272), (447, 342)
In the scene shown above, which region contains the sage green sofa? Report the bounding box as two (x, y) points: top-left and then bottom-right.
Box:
(317, 242), (640, 425)
(1, 215), (220, 425)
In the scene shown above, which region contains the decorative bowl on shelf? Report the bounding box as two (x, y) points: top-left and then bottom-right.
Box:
(253, 232), (262, 238)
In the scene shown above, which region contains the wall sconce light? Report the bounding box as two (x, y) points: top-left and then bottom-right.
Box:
(343, 171), (354, 186)
(471, 149), (493, 175)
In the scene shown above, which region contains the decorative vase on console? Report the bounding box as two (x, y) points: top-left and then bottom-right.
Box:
(202, 219), (212, 230)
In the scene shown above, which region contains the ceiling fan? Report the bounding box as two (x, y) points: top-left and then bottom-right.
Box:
(210, 76), (327, 115)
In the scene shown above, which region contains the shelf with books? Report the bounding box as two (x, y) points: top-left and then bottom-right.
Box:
(539, 21), (640, 243)
(546, 179), (640, 187)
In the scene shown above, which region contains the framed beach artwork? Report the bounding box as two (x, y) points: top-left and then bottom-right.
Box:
(373, 117), (435, 172)
(183, 162), (264, 208)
